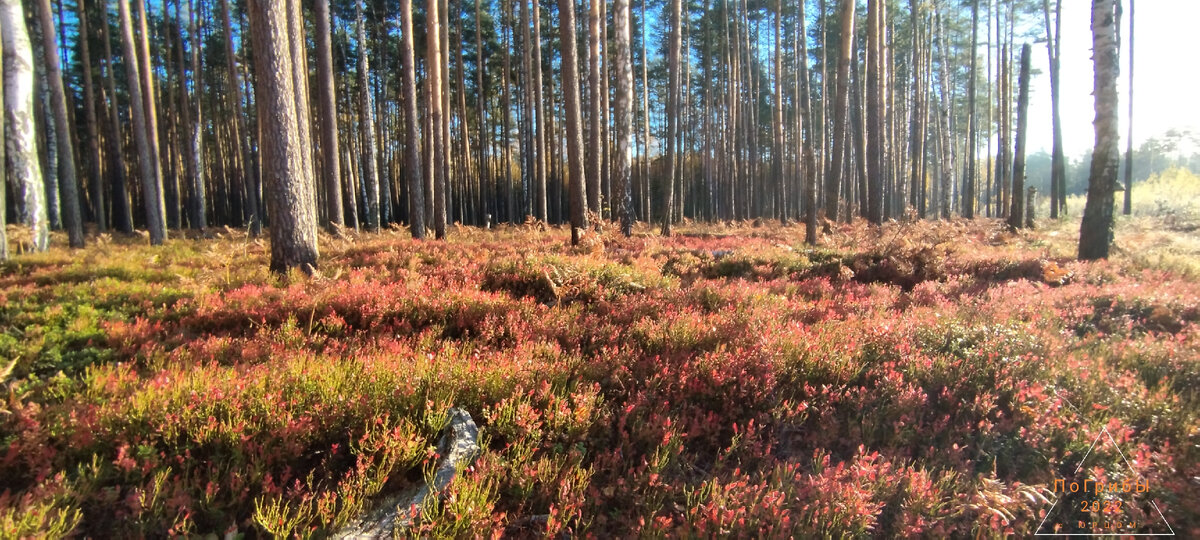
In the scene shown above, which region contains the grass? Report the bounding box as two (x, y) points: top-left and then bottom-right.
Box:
(1, 190), (1199, 537)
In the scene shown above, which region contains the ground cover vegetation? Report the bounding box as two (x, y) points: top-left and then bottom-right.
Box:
(2, 188), (1199, 536)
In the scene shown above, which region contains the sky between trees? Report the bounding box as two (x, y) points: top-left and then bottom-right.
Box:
(1026, 0), (1199, 158)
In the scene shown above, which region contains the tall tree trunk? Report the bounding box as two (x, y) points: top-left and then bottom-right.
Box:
(134, 0), (166, 232)
(586, 0), (602, 215)
(907, 0), (925, 215)
(533, 0), (547, 222)
(641, 0), (650, 222)
(963, 0), (979, 219)
(401, 0), (425, 238)
(865, 0), (883, 224)
(1123, 0), (1134, 215)
(428, 0), (448, 238)
(661, 0), (681, 236)
(248, 0), (318, 273)
(1078, 0), (1120, 260)
(77, 0), (105, 232)
(614, 0), (633, 236)
(187, 0), (206, 229)
(3, 0), (48, 251)
(559, 0), (588, 244)
(35, 0), (82, 246)
(1008, 43), (1030, 230)
(356, 0), (380, 231)
(798, 0), (817, 244)
(314, 0), (342, 229)
(934, 10), (954, 220)
(288, 0), (315, 236)
(1042, 0), (1065, 218)
(119, 0), (166, 244)
(221, 0), (259, 235)
(825, 0), (854, 222)
(99, 5), (132, 233)
(772, 0), (785, 224)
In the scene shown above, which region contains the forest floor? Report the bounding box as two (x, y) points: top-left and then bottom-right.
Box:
(2, 172), (1199, 538)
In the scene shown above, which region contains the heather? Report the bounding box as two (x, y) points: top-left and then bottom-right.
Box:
(2, 217), (1198, 538)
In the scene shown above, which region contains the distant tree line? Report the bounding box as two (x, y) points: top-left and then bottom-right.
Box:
(0, 0), (1129, 269)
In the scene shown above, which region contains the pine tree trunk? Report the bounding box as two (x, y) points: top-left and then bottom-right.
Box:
(314, 0), (342, 229)
(963, 0), (978, 219)
(586, 0), (602, 216)
(288, 0), (315, 235)
(135, 0), (167, 233)
(35, 0), (82, 246)
(661, 0), (681, 236)
(1079, 0), (1120, 260)
(119, 0), (166, 244)
(1042, 0), (1065, 219)
(248, 0), (318, 273)
(221, 0), (259, 235)
(1008, 43), (1030, 230)
(77, 0), (105, 232)
(532, 0), (547, 222)
(825, 0), (854, 222)
(99, 10), (133, 233)
(401, 0), (425, 238)
(865, 0), (883, 224)
(559, 0), (589, 244)
(428, 0), (448, 238)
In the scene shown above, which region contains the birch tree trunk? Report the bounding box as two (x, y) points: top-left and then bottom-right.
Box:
(614, 0), (633, 236)
(356, 0), (380, 231)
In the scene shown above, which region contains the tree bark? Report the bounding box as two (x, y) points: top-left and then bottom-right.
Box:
(35, 0), (83, 246)
(1078, 0), (1120, 260)
(963, 0), (979, 219)
(614, 0), (633, 236)
(119, 0), (166, 244)
(586, 0), (602, 215)
(134, 0), (167, 232)
(314, 0), (342, 229)
(558, 0), (589, 244)
(248, 0), (319, 273)
(77, 0), (105, 232)
(1008, 43), (1030, 230)
(661, 0), (681, 236)
(428, 0), (448, 238)
(401, 0), (425, 238)
(99, 4), (133, 233)
(825, 0), (854, 222)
